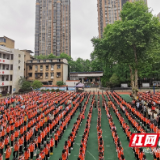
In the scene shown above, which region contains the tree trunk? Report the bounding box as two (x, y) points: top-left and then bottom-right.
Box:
(129, 65), (136, 97)
(133, 45), (138, 97)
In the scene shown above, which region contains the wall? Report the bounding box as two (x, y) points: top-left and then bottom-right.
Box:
(12, 49), (24, 93)
(63, 64), (68, 84)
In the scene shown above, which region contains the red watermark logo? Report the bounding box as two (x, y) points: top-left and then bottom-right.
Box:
(129, 133), (159, 147)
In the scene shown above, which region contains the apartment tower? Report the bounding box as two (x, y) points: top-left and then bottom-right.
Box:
(97, 0), (147, 38)
(35, 0), (71, 56)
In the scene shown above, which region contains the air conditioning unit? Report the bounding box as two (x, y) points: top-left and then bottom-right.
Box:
(51, 68), (54, 71)
(40, 68), (43, 70)
(57, 75), (59, 78)
(51, 76), (54, 79)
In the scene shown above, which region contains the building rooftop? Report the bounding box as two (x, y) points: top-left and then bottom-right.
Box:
(0, 36), (15, 42)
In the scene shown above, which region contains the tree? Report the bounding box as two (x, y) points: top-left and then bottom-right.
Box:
(56, 81), (65, 87)
(47, 53), (57, 59)
(21, 81), (31, 90)
(109, 73), (119, 87)
(36, 54), (47, 60)
(92, 1), (160, 96)
(32, 80), (43, 89)
(18, 76), (26, 86)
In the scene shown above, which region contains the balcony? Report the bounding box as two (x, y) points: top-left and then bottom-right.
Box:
(0, 81), (12, 86)
(0, 58), (13, 64)
(0, 70), (13, 75)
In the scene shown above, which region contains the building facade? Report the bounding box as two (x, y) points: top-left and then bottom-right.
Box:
(35, 0), (71, 57)
(0, 36), (15, 49)
(0, 46), (24, 94)
(20, 50), (34, 78)
(26, 58), (68, 85)
(97, 0), (148, 38)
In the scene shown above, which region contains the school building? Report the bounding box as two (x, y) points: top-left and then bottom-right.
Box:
(0, 45), (24, 94)
(26, 58), (68, 85)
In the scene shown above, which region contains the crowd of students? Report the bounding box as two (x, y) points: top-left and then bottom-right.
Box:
(60, 93), (91, 160)
(0, 91), (91, 160)
(78, 95), (95, 160)
(1, 89), (160, 160)
(97, 100), (104, 160)
(110, 92), (160, 160)
(102, 94), (125, 160)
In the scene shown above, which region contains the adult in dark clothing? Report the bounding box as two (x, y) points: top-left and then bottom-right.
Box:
(139, 103), (143, 113)
(148, 102), (152, 108)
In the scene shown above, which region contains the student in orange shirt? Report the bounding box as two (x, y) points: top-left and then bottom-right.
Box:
(13, 140), (19, 158)
(29, 141), (35, 160)
(38, 133), (42, 150)
(5, 145), (11, 160)
(19, 135), (24, 153)
(24, 147), (30, 160)
(0, 139), (4, 154)
(5, 135), (9, 150)
(62, 149), (67, 160)
(10, 132), (15, 147)
(50, 136), (54, 155)
(54, 132), (58, 148)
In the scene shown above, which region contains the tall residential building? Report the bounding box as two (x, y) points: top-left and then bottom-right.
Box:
(0, 36), (15, 49)
(35, 0), (71, 57)
(97, 0), (147, 38)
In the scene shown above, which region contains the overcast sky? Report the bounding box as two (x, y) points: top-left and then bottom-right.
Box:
(0, 0), (159, 60)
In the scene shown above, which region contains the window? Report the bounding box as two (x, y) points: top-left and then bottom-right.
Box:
(10, 65), (13, 70)
(18, 60), (21, 63)
(57, 72), (61, 78)
(10, 75), (12, 81)
(29, 66), (32, 70)
(37, 60), (40, 63)
(51, 72), (54, 77)
(57, 65), (61, 69)
(29, 73), (32, 77)
(18, 66), (20, 70)
(40, 65), (43, 70)
(11, 54), (13, 60)
(46, 65), (49, 70)
(19, 54), (21, 58)
(35, 65), (38, 70)
(45, 73), (48, 78)
(51, 65), (54, 70)
(43, 60), (46, 62)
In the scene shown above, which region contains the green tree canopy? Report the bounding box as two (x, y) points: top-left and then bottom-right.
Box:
(92, 1), (160, 95)
(21, 81), (31, 90)
(56, 81), (65, 86)
(32, 80), (43, 89)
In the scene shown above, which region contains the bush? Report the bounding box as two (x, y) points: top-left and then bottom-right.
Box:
(56, 89), (60, 92)
(51, 89), (55, 92)
(56, 81), (65, 87)
(46, 89), (50, 92)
